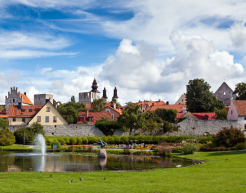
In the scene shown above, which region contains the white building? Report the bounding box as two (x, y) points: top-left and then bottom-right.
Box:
(79, 79), (101, 104)
(34, 94), (53, 106)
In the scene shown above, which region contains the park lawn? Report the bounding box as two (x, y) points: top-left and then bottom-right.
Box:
(0, 144), (32, 151)
(0, 150), (245, 193)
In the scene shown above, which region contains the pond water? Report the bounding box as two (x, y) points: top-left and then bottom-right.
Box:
(0, 152), (194, 172)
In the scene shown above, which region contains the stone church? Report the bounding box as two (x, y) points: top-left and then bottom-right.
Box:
(79, 79), (119, 104)
(214, 82), (237, 106)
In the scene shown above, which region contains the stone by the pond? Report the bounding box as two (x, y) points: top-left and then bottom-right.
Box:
(98, 149), (107, 158)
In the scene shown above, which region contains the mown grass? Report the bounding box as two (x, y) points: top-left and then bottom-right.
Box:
(0, 150), (245, 192)
(0, 144), (32, 151)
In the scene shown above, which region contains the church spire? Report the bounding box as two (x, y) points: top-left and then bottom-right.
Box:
(91, 79), (100, 93)
(103, 87), (108, 101)
(113, 87), (118, 102)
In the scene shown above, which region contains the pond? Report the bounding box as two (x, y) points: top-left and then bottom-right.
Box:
(0, 152), (194, 172)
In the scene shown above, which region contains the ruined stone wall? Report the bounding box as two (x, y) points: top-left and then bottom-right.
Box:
(8, 124), (128, 137)
(172, 118), (244, 136)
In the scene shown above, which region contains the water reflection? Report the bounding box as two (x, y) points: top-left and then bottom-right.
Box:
(0, 152), (194, 172)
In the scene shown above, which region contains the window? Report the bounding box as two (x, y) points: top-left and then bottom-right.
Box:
(21, 109), (25, 112)
(10, 100), (11, 102)
(45, 116), (49, 122)
(224, 92), (226, 95)
(204, 116), (208, 120)
(13, 118), (16, 122)
(13, 99), (15, 103)
(22, 118), (25, 122)
(89, 117), (93, 121)
(37, 116), (41, 122)
(53, 116), (57, 123)
(17, 100), (18, 102)
(231, 110), (233, 115)
(111, 114), (114, 120)
(244, 117), (246, 120)
(29, 109), (32, 112)
(46, 107), (50, 112)
(106, 109), (110, 112)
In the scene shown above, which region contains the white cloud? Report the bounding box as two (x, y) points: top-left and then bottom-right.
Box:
(41, 68), (53, 75)
(228, 22), (246, 49)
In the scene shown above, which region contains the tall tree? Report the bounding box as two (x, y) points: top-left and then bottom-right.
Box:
(0, 117), (9, 130)
(71, 96), (75, 102)
(91, 98), (107, 112)
(117, 102), (147, 135)
(57, 102), (86, 124)
(233, 82), (246, 100)
(186, 78), (215, 112)
(154, 109), (177, 123)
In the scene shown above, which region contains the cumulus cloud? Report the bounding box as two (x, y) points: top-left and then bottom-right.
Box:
(228, 22), (246, 48)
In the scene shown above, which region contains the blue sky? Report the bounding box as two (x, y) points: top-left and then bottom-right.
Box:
(1, 0), (246, 104)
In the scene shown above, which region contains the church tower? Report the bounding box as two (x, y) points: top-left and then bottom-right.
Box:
(103, 87), (108, 102)
(113, 87), (119, 102)
(79, 79), (101, 104)
(91, 79), (100, 93)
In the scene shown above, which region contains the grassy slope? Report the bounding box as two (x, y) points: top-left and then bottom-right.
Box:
(0, 151), (245, 193)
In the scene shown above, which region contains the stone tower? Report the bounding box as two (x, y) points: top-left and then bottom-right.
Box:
(79, 79), (101, 104)
(113, 87), (119, 102)
(214, 82), (237, 106)
(103, 87), (108, 102)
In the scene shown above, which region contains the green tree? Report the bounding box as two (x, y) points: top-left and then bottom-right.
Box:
(57, 101), (86, 124)
(154, 109), (177, 123)
(117, 102), (147, 135)
(91, 98), (107, 112)
(186, 78), (215, 112)
(53, 99), (57, 107)
(233, 82), (246, 100)
(71, 96), (75, 102)
(214, 107), (228, 120)
(0, 105), (4, 110)
(111, 97), (121, 107)
(0, 129), (15, 146)
(0, 117), (9, 130)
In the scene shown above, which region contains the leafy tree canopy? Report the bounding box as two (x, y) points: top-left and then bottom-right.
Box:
(96, 118), (121, 136)
(0, 129), (15, 146)
(0, 117), (9, 130)
(90, 98), (107, 112)
(186, 78), (216, 112)
(117, 102), (147, 135)
(154, 109), (178, 123)
(57, 101), (86, 124)
(71, 96), (75, 102)
(214, 107), (228, 120)
(111, 97), (121, 107)
(233, 82), (246, 100)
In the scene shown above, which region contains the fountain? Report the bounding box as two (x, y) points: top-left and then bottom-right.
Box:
(34, 134), (46, 155)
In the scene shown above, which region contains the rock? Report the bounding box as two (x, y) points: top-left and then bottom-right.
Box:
(98, 149), (107, 158)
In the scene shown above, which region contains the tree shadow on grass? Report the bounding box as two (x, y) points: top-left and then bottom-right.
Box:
(207, 150), (246, 156)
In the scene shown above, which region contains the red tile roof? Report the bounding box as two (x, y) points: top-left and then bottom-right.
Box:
(150, 104), (187, 113)
(231, 100), (246, 116)
(8, 105), (42, 118)
(138, 101), (166, 106)
(86, 103), (92, 109)
(20, 93), (33, 105)
(176, 112), (216, 120)
(103, 106), (122, 115)
(77, 111), (112, 124)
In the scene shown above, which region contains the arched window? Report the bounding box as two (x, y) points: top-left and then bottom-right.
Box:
(13, 99), (15, 103)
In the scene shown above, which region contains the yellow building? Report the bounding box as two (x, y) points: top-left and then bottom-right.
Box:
(8, 100), (68, 126)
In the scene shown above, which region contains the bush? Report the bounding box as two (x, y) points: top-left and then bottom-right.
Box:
(69, 137), (77, 145)
(0, 117), (9, 130)
(63, 137), (70, 145)
(68, 145), (75, 152)
(76, 137), (82, 145)
(87, 137), (97, 144)
(14, 123), (45, 145)
(158, 146), (172, 157)
(113, 135), (120, 144)
(181, 143), (199, 154)
(82, 137), (88, 144)
(121, 136), (128, 143)
(88, 146), (93, 152)
(107, 136), (115, 144)
(233, 142), (246, 150)
(213, 127), (245, 147)
(45, 137), (53, 145)
(101, 136), (108, 143)
(0, 129), (15, 146)
(51, 141), (61, 149)
(58, 138), (66, 145)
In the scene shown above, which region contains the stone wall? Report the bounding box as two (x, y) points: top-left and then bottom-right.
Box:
(172, 118), (244, 136)
(8, 124), (128, 137)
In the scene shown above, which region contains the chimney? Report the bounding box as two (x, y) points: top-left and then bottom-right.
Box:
(166, 101), (169, 105)
(46, 99), (50, 103)
(18, 102), (22, 109)
(139, 100), (141, 103)
(183, 107), (186, 115)
(158, 99), (161, 102)
(111, 101), (116, 109)
(85, 109), (89, 118)
(24, 92), (26, 95)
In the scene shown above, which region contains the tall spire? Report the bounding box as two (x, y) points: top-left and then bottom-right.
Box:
(103, 87), (108, 101)
(113, 87), (118, 99)
(91, 79), (100, 93)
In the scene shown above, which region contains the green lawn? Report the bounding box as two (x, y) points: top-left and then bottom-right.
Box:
(0, 150), (245, 192)
(0, 144), (32, 151)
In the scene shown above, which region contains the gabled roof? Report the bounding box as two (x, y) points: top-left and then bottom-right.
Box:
(150, 104), (187, 113)
(102, 106), (122, 115)
(8, 105), (42, 118)
(20, 93), (33, 105)
(138, 101), (166, 106)
(77, 111), (112, 124)
(177, 112), (216, 120)
(214, 82), (234, 94)
(231, 100), (246, 116)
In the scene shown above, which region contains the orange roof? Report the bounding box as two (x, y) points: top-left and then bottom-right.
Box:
(225, 106), (230, 112)
(176, 112), (216, 120)
(102, 106), (122, 115)
(150, 104), (187, 113)
(20, 93), (33, 105)
(8, 105), (42, 118)
(138, 101), (166, 106)
(232, 100), (246, 116)
(77, 111), (112, 124)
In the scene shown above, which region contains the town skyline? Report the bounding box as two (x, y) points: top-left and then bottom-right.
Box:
(0, 1), (246, 104)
